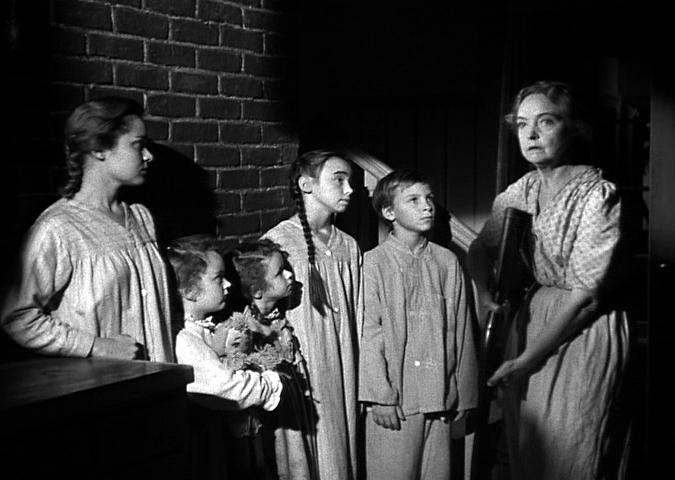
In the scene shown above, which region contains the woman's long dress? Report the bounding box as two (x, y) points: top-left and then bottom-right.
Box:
(478, 167), (630, 479)
(1, 198), (174, 362)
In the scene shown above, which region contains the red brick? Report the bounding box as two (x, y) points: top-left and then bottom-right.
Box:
(173, 121), (219, 142)
(148, 94), (196, 117)
(148, 42), (195, 67)
(262, 124), (297, 143)
(261, 208), (293, 231)
(213, 236), (242, 252)
(262, 0), (298, 12)
(89, 34), (143, 61)
(243, 54), (284, 77)
(217, 213), (260, 235)
(172, 71), (218, 94)
(54, 0), (112, 30)
(241, 147), (281, 166)
(88, 86), (144, 105)
(198, 98), (240, 120)
(219, 168), (260, 189)
(243, 10), (280, 31)
(196, 146), (240, 167)
(204, 169), (218, 189)
(220, 123), (261, 144)
(116, 64), (169, 90)
(215, 192), (241, 214)
(169, 143), (195, 158)
(50, 27), (86, 55)
(221, 26), (263, 52)
(51, 58), (113, 84)
(114, 7), (168, 39)
(261, 165), (292, 187)
(197, 49), (241, 73)
(144, 119), (170, 141)
(243, 100), (287, 122)
(146, 0), (196, 17)
(198, 1), (242, 24)
(242, 189), (284, 211)
(172, 18), (219, 45)
(111, 0), (141, 6)
(220, 76), (263, 98)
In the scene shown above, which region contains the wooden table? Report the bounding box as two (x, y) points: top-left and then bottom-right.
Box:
(0, 357), (194, 479)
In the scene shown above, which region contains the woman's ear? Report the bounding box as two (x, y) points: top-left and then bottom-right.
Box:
(252, 289), (264, 300)
(91, 150), (106, 161)
(298, 175), (313, 194)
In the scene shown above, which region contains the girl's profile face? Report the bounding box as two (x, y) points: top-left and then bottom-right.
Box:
(259, 251), (294, 304)
(100, 115), (153, 187)
(516, 93), (566, 168)
(306, 157), (354, 214)
(195, 251), (231, 315)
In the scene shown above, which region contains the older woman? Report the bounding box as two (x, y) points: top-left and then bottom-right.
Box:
(468, 81), (629, 479)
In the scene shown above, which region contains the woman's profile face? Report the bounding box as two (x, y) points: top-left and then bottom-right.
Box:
(516, 93), (566, 168)
(101, 115), (154, 187)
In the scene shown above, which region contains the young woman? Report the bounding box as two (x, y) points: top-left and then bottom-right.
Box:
(1, 97), (174, 361)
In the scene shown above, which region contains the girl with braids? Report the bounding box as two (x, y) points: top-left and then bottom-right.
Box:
(231, 239), (318, 480)
(263, 150), (363, 480)
(1, 97), (174, 361)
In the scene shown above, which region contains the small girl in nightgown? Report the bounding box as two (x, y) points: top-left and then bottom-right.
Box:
(263, 150), (363, 480)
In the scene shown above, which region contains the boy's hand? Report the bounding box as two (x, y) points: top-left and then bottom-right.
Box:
(91, 334), (145, 359)
(372, 404), (406, 431)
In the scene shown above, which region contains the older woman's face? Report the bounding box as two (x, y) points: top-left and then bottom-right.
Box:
(516, 93), (566, 168)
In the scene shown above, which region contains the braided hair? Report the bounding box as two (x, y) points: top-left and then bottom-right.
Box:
(62, 97), (144, 198)
(289, 149), (343, 316)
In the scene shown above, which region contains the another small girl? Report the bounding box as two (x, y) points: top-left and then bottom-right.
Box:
(262, 150), (363, 480)
(167, 234), (283, 480)
(231, 239), (319, 480)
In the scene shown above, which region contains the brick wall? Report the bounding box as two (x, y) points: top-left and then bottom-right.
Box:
(3, 0), (299, 254)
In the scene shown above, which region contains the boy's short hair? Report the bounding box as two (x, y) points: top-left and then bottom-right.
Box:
(231, 239), (285, 301)
(166, 234), (221, 299)
(372, 169), (431, 223)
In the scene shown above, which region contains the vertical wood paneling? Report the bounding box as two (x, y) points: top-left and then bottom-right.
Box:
(416, 107), (447, 204)
(387, 106), (417, 170)
(446, 103), (477, 230)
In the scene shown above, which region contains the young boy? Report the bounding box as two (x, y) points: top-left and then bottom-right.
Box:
(166, 234), (283, 480)
(359, 170), (478, 480)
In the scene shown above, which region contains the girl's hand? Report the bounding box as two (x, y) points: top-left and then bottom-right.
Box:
(487, 356), (529, 388)
(91, 334), (145, 359)
(372, 404), (406, 431)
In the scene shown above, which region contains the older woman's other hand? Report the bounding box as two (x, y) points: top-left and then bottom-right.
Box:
(487, 356), (529, 388)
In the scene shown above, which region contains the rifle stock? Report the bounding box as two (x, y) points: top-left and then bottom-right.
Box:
(470, 207), (532, 480)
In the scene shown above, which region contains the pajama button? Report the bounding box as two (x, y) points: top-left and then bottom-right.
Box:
(141, 288), (148, 297)
(414, 360), (421, 367)
(325, 250), (332, 257)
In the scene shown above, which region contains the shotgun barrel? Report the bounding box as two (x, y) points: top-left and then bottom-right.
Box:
(470, 207), (532, 480)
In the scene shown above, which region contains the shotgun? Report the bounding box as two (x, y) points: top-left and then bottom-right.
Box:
(470, 207), (532, 480)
